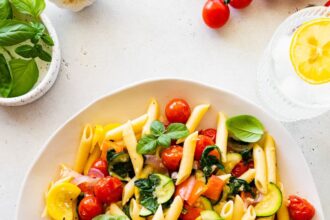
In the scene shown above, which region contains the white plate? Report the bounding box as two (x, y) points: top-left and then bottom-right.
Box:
(16, 78), (324, 219)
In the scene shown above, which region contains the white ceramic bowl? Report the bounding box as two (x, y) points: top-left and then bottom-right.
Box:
(16, 78), (324, 219)
(0, 14), (61, 106)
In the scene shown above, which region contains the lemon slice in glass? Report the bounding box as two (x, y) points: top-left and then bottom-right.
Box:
(290, 17), (330, 84)
(46, 182), (81, 220)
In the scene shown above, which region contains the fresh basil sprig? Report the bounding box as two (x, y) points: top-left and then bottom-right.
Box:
(0, 20), (38, 46)
(137, 120), (189, 154)
(0, 0), (12, 20)
(15, 44), (51, 61)
(226, 115), (264, 143)
(200, 145), (224, 178)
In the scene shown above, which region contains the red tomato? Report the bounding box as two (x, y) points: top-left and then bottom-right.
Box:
(229, 0), (253, 9)
(325, 1), (330, 6)
(90, 159), (108, 177)
(181, 205), (202, 220)
(199, 128), (217, 142)
(78, 196), (103, 220)
(288, 195), (315, 220)
(194, 135), (220, 161)
(231, 161), (249, 177)
(161, 145), (183, 171)
(165, 98), (191, 123)
(78, 182), (95, 196)
(94, 176), (123, 204)
(203, 0), (230, 29)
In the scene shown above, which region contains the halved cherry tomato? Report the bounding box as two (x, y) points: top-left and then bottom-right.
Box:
(165, 98), (191, 123)
(78, 195), (103, 220)
(180, 204), (202, 220)
(161, 145), (183, 171)
(203, 175), (225, 201)
(325, 0), (330, 6)
(90, 159), (108, 177)
(231, 160), (249, 177)
(288, 195), (315, 220)
(229, 0), (253, 9)
(94, 176), (123, 204)
(203, 0), (230, 29)
(199, 128), (217, 142)
(194, 135), (220, 161)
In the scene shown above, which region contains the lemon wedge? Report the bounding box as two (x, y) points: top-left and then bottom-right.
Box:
(290, 18), (330, 84)
(46, 182), (81, 220)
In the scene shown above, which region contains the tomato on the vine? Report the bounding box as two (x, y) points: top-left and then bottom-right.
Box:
(288, 195), (315, 220)
(161, 145), (183, 171)
(165, 98), (191, 123)
(94, 176), (123, 204)
(229, 0), (253, 9)
(78, 196), (103, 220)
(203, 0), (230, 29)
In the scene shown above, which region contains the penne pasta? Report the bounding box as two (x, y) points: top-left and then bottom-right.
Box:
(83, 145), (101, 175)
(264, 134), (277, 184)
(107, 203), (128, 217)
(176, 131), (198, 185)
(130, 199), (145, 220)
(74, 124), (93, 173)
(220, 200), (234, 220)
(122, 177), (136, 206)
(216, 112), (228, 163)
(276, 182), (290, 220)
(152, 205), (165, 220)
(105, 114), (148, 141)
(238, 168), (256, 184)
(253, 144), (268, 194)
(123, 121), (144, 177)
(232, 195), (245, 220)
(164, 196), (183, 220)
(142, 98), (160, 135)
(90, 125), (105, 153)
(242, 205), (256, 220)
(217, 174), (232, 183)
(177, 104), (210, 143)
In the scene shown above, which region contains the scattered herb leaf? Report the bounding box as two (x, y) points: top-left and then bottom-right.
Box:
(228, 176), (254, 198)
(200, 145), (224, 178)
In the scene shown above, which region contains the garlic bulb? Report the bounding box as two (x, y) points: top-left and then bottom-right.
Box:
(49, 0), (96, 12)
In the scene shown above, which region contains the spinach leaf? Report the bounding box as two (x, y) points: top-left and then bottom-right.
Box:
(8, 58), (38, 97)
(226, 115), (264, 143)
(200, 145), (224, 178)
(0, 0), (12, 20)
(11, 0), (45, 18)
(0, 20), (37, 46)
(92, 214), (129, 220)
(134, 174), (161, 213)
(107, 149), (134, 180)
(0, 53), (12, 97)
(227, 176), (254, 198)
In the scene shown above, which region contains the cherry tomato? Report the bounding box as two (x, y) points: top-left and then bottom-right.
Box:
(161, 145), (183, 171)
(231, 160), (249, 177)
(203, 0), (230, 29)
(194, 135), (220, 161)
(78, 182), (95, 196)
(325, 1), (330, 6)
(199, 128), (217, 142)
(90, 159), (108, 177)
(165, 98), (191, 123)
(78, 196), (103, 220)
(180, 205), (202, 220)
(288, 195), (315, 220)
(94, 176), (123, 204)
(229, 0), (253, 9)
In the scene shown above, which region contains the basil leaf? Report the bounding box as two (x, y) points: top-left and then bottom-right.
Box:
(157, 134), (171, 147)
(165, 123), (189, 139)
(92, 214), (129, 220)
(41, 33), (54, 46)
(15, 44), (37, 58)
(38, 49), (51, 62)
(0, 0), (12, 20)
(8, 58), (38, 97)
(137, 134), (158, 154)
(200, 145), (224, 178)
(11, 0), (45, 17)
(0, 20), (37, 46)
(226, 115), (264, 143)
(0, 53), (12, 97)
(150, 120), (165, 136)
(228, 176), (254, 198)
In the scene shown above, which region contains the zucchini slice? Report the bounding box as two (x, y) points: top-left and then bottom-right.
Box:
(152, 173), (175, 204)
(224, 153), (242, 173)
(193, 197), (213, 210)
(200, 210), (223, 220)
(255, 183), (282, 217)
(139, 206), (153, 217)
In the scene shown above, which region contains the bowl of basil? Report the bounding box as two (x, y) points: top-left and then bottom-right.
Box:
(0, 0), (60, 106)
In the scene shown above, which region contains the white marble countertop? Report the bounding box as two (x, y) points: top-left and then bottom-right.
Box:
(0, 0), (329, 219)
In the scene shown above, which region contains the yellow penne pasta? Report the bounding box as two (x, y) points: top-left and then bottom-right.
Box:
(107, 203), (128, 217)
(242, 205), (256, 220)
(105, 114), (148, 141)
(177, 104), (210, 143)
(142, 98), (160, 135)
(238, 169), (256, 184)
(176, 132), (198, 185)
(216, 112), (228, 163)
(152, 205), (165, 220)
(232, 195), (245, 220)
(264, 134), (277, 184)
(130, 199), (145, 220)
(90, 125), (105, 153)
(217, 174), (232, 183)
(83, 145), (102, 175)
(164, 196), (183, 220)
(123, 121), (144, 177)
(74, 124), (93, 173)
(122, 177), (136, 206)
(253, 144), (268, 194)
(220, 200), (234, 220)
(276, 182), (290, 220)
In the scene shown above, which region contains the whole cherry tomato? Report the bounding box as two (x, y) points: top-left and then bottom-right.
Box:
(165, 98), (191, 123)
(203, 0), (230, 29)
(161, 145), (183, 171)
(288, 195), (315, 220)
(194, 135), (220, 161)
(78, 182), (95, 196)
(90, 159), (109, 177)
(94, 176), (123, 204)
(231, 160), (249, 177)
(325, 1), (330, 6)
(78, 196), (103, 220)
(199, 128), (217, 142)
(180, 205), (202, 220)
(229, 0), (253, 9)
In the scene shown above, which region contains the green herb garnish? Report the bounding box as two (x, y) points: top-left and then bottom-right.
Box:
(228, 176), (254, 198)
(200, 145), (224, 178)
